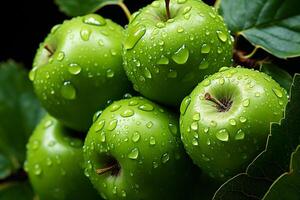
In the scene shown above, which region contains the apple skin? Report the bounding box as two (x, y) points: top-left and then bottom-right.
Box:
(180, 67), (288, 181)
(123, 0), (233, 106)
(30, 14), (132, 131)
(25, 115), (100, 200)
(83, 97), (193, 200)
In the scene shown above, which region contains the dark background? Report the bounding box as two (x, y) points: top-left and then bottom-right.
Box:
(0, 0), (297, 73)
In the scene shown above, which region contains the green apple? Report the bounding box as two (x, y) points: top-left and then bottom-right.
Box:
(30, 14), (132, 131)
(25, 115), (100, 200)
(83, 97), (193, 200)
(123, 0), (233, 106)
(180, 67), (288, 180)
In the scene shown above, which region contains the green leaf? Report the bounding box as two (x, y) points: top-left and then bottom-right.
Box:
(0, 60), (45, 180)
(263, 145), (300, 200)
(260, 63), (293, 91)
(220, 0), (300, 58)
(213, 74), (300, 199)
(54, 0), (121, 16)
(0, 181), (35, 200)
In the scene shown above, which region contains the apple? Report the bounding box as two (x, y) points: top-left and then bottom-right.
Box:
(83, 97), (193, 200)
(180, 67), (288, 180)
(25, 115), (100, 200)
(30, 14), (132, 131)
(123, 0), (233, 106)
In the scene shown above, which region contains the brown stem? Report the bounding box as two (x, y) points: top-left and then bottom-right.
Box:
(44, 45), (54, 56)
(204, 93), (227, 110)
(96, 164), (118, 175)
(165, 0), (171, 19)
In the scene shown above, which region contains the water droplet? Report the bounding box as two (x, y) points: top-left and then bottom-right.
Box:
(144, 68), (152, 78)
(177, 0), (187, 4)
(203, 79), (211, 86)
(107, 119), (118, 131)
(216, 31), (227, 42)
(209, 12), (216, 18)
(204, 127), (209, 133)
(110, 104), (121, 112)
(183, 6), (192, 14)
(83, 15), (106, 26)
(180, 96), (191, 115)
(199, 60), (209, 70)
(128, 148), (139, 159)
(34, 164), (42, 176)
(201, 44), (211, 54)
(201, 154), (210, 161)
(57, 51), (65, 61)
(239, 116), (247, 123)
(100, 132), (106, 142)
(32, 140), (40, 150)
(94, 120), (105, 132)
(138, 104), (154, 111)
(156, 22), (165, 28)
(80, 28), (91, 41)
(121, 109), (134, 117)
(229, 119), (236, 126)
(272, 88), (283, 98)
(192, 138), (198, 146)
(255, 92), (260, 97)
(153, 161), (158, 168)
(235, 129), (245, 140)
(206, 138), (211, 145)
(161, 153), (169, 163)
(124, 25), (146, 50)
(128, 100), (138, 106)
(167, 69), (177, 78)
(168, 123), (178, 135)
(112, 186), (117, 194)
(191, 122), (198, 131)
(106, 69), (114, 78)
(132, 131), (140, 142)
(184, 13), (191, 20)
(146, 121), (153, 128)
(171, 45), (189, 64)
(242, 99), (250, 107)
(29, 67), (37, 81)
(177, 27), (184, 33)
(61, 81), (76, 100)
(50, 24), (60, 34)
(216, 129), (229, 141)
(68, 63), (81, 75)
(93, 110), (102, 122)
(98, 39), (104, 46)
(149, 136), (156, 145)
(192, 113), (200, 121)
(210, 121), (217, 127)
(219, 77), (225, 85)
(157, 55), (169, 65)
(121, 190), (126, 197)
(48, 140), (56, 147)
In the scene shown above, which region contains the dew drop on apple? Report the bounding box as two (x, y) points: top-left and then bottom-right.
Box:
(180, 96), (191, 115)
(190, 122), (198, 131)
(128, 148), (139, 159)
(128, 99), (138, 106)
(56, 51), (65, 61)
(210, 121), (217, 127)
(80, 28), (91, 41)
(156, 22), (165, 28)
(168, 123), (178, 135)
(32, 140), (40, 150)
(161, 153), (170, 163)
(157, 55), (169, 65)
(192, 138), (198, 146)
(177, 27), (184, 33)
(219, 77), (225, 85)
(110, 104), (121, 112)
(242, 99), (250, 107)
(172, 45), (189, 64)
(83, 15), (106, 26)
(151, 1), (160, 7)
(100, 132), (106, 142)
(201, 44), (211, 54)
(131, 131), (141, 143)
(229, 119), (236, 126)
(68, 63), (81, 75)
(34, 164), (42, 176)
(61, 81), (76, 100)
(216, 129), (229, 141)
(149, 136), (156, 145)
(239, 116), (247, 123)
(121, 190), (127, 197)
(48, 140), (56, 147)
(167, 69), (177, 78)
(107, 119), (118, 131)
(207, 138), (211, 145)
(177, 0), (187, 4)
(199, 60), (209, 70)
(93, 110), (102, 122)
(146, 121), (153, 128)
(112, 186), (117, 194)
(138, 103), (154, 111)
(153, 161), (158, 168)
(272, 88), (283, 98)
(29, 67), (37, 81)
(201, 154), (210, 161)
(51, 24), (61, 34)
(184, 13), (191, 20)
(121, 109), (134, 117)
(124, 26), (146, 50)
(106, 69), (114, 78)
(183, 6), (192, 14)
(235, 129), (245, 140)
(193, 113), (200, 121)
(255, 92), (261, 97)
(216, 31), (228, 42)
(209, 12), (216, 18)
(144, 68), (152, 79)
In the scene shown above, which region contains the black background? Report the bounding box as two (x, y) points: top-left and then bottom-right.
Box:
(0, 0), (214, 69)
(0, 0), (297, 73)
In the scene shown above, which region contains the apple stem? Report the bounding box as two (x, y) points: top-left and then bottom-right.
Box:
(165, 0), (171, 19)
(117, 2), (131, 22)
(204, 93), (227, 110)
(44, 45), (54, 56)
(96, 164), (118, 175)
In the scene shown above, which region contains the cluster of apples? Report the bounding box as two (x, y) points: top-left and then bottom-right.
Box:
(25, 0), (288, 199)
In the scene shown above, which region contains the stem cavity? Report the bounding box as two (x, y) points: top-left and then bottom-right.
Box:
(205, 93), (232, 112)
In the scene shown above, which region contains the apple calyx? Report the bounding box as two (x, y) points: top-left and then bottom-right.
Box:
(44, 44), (54, 57)
(204, 93), (232, 112)
(96, 158), (120, 176)
(165, 0), (171, 19)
